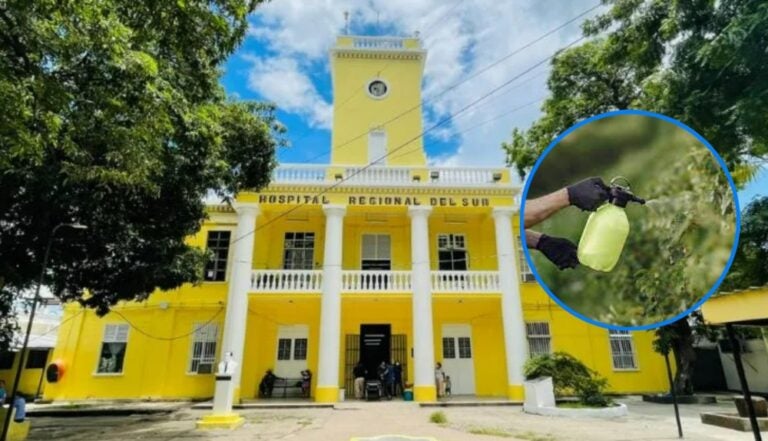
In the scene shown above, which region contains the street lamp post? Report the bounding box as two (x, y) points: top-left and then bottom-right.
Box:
(0, 223), (87, 441)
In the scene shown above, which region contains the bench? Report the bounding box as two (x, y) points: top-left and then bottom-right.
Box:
(266, 377), (305, 398)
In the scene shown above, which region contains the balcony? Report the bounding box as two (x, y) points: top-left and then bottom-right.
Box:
(249, 270), (500, 294)
(271, 164), (510, 187)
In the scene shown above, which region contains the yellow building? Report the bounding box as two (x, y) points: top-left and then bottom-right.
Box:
(44, 35), (670, 407)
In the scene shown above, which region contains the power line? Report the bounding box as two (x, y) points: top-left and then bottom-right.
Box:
(109, 307), (224, 341)
(229, 35), (586, 247)
(387, 97), (543, 163)
(25, 310), (85, 347)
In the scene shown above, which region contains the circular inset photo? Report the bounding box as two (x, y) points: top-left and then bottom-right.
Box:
(520, 110), (740, 330)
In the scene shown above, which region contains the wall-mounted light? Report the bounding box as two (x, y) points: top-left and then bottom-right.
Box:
(492, 172), (502, 182)
(412, 175), (421, 182)
(334, 173), (343, 181)
(430, 170), (440, 181)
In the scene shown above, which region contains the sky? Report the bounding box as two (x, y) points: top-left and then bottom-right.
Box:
(221, 0), (765, 205)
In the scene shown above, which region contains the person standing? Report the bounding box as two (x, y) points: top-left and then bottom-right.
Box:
(384, 361), (395, 400)
(435, 362), (446, 398)
(392, 361), (403, 398)
(353, 362), (367, 399)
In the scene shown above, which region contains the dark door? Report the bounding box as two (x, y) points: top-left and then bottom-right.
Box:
(360, 324), (391, 380)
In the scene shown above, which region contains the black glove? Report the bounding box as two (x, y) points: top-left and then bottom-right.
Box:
(567, 177), (610, 211)
(535, 234), (579, 270)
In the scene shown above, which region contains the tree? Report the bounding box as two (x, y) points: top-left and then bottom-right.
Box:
(505, 0), (767, 394)
(720, 196), (768, 290)
(0, 0), (282, 351)
(505, 0), (768, 178)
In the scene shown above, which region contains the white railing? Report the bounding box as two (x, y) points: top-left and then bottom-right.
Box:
(272, 165), (326, 183)
(250, 269), (501, 294)
(352, 37), (405, 50)
(428, 167), (498, 185)
(430, 271), (500, 293)
(250, 270), (322, 293)
(341, 270), (412, 293)
(271, 164), (507, 186)
(345, 166), (411, 184)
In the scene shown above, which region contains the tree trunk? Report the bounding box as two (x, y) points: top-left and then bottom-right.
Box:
(670, 319), (696, 395)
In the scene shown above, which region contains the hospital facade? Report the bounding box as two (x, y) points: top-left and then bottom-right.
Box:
(42, 35), (670, 404)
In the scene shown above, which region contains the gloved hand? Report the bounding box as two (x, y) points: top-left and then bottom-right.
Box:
(535, 234), (579, 270)
(567, 177), (610, 211)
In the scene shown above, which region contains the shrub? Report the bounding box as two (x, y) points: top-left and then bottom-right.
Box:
(429, 411), (447, 424)
(523, 352), (612, 407)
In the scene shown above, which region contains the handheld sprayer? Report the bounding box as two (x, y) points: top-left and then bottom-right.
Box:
(577, 177), (645, 272)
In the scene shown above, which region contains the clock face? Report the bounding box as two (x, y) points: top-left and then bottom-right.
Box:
(368, 80), (388, 98)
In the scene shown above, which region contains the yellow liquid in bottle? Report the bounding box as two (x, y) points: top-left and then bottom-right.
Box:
(577, 204), (629, 272)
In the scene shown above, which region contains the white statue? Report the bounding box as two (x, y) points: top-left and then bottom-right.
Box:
(217, 351), (237, 376)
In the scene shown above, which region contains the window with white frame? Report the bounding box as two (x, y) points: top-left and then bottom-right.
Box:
(283, 232), (315, 270)
(518, 246), (535, 282)
(97, 324), (129, 374)
(361, 234), (391, 270)
(277, 338), (292, 360)
(276, 337), (307, 361)
(438, 234), (467, 271)
(609, 330), (637, 370)
(457, 337), (472, 359)
(189, 323), (218, 374)
(442, 337), (456, 359)
(293, 338), (308, 360)
(526, 322), (552, 356)
(204, 231), (231, 281)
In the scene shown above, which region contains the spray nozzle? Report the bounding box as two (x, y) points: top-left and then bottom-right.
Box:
(609, 176), (645, 208)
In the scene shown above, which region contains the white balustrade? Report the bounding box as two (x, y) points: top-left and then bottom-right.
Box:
(271, 164), (507, 187)
(428, 167), (497, 184)
(352, 37), (405, 50)
(250, 269), (500, 294)
(341, 270), (412, 293)
(344, 166), (411, 184)
(430, 271), (500, 293)
(250, 270), (323, 293)
(272, 165), (326, 183)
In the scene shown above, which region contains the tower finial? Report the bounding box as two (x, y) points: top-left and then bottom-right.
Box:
(343, 11), (350, 35)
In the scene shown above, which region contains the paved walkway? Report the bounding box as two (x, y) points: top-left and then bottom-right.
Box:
(26, 396), (764, 441)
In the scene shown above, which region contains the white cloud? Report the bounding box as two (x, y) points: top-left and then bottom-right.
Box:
(245, 0), (604, 165)
(243, 55), (332, 129)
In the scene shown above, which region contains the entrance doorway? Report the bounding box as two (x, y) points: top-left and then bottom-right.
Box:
(360, 324), (391, 379)
(345, 331), (408, 394)
(441, 324), (476, 395)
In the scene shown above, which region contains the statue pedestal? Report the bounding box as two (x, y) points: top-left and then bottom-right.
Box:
(197, 374), (244, 430)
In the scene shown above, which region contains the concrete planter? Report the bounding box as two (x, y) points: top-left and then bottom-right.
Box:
(524, 402), (628, 418)
(522, 377), (627, 418)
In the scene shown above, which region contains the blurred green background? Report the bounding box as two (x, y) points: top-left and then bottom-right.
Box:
(526, 114), (736, 326)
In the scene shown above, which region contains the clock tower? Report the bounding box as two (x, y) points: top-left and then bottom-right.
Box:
(330, 35), (427, 166)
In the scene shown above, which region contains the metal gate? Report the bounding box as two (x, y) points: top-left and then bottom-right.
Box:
(344, 334), (408, 394)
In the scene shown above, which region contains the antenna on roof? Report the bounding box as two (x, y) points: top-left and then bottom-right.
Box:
(343, 11), (350, 35)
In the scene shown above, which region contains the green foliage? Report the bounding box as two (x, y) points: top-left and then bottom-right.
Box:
(721, 196), (768, 290)
(505, 0), (768, 178)
(523, 352), (612, 407)
(0, 0), (280, 349)
(429, 411), (447, 424)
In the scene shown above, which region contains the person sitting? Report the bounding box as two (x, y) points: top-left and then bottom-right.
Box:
(258, 369), (279, 398)
(300, 369), (312, 398)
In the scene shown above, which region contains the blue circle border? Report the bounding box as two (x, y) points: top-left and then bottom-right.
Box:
(519, 109), (742, 331)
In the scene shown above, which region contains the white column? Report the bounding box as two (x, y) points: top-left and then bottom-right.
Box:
(201, 202), (257, 428)
(316, 204), (346, 402)
(493, 206), (528, 400)
(408, 205), (436, 401)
